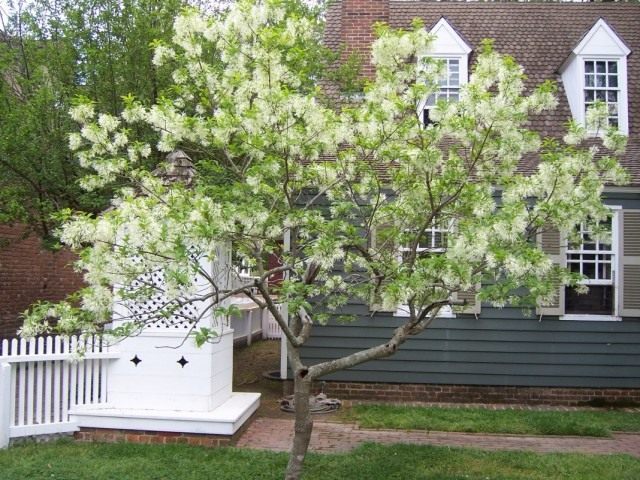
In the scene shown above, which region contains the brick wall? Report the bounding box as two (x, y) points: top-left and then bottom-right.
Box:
(341, 0), (389, 78)
(75, 428), (236, 447)
(311, 381), (640, 407)
(75, 412), (256, 447)
(0, 224), (84, 339)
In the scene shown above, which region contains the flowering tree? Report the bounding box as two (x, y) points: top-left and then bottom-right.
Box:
(22, 1), (627, 478)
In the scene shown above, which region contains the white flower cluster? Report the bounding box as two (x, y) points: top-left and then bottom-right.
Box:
(70, 103), (95, 123)
(152, 44), (176, 67)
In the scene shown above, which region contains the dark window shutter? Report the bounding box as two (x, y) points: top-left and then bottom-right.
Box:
(537, 228), (565, 316)
(621, 210), (640, 317)
(454, 287), (480, 315)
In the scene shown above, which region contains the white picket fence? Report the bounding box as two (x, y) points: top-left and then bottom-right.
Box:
(263, 308), (283, 339)
(263, 303), (284, 340)
(0, 335), (120, 448)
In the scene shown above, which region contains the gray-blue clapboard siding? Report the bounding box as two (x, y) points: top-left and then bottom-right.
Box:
(299, 191), (640, 389)
(301, 308), (640, 388)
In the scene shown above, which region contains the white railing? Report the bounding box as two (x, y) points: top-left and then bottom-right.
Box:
(0, 335), (119, 448)
(226, 303), (262, 345)
(224, 302), (283, 344)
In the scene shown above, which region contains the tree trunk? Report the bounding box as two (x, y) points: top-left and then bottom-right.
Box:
(284, 372), (313, 480)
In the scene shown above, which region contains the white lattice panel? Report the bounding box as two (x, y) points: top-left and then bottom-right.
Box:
(123, 269), (204, 330)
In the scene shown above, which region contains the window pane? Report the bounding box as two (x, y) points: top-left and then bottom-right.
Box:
(596, 61), (606, 73)
(608, 61), (617, 73)
(585, 90), (595, 102)
(449, 73), (459, 86)
(423, 109), (433, 125)
(585, 61), (594, 73)
(434, 231), (443, 248)
(419, 232), (432, 249)
(607, 90), (618, 102)
(449, 59), (459, 71)
(568, 262), (581, 274)
(596, 75), (606, 88)
(585, 75), (594, 87)
(596, 90), (606, 101)
(583, 262), (596, 278)
(608, 75), (618, 88)
(565, 286), (613, 315)
(598, 262), (611, 280)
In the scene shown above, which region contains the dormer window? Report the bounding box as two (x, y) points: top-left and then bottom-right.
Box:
(420, 18), (471, 126)
(561, 19), (630, 135)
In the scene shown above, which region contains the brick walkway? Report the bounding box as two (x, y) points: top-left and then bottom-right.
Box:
(236, 417), (640, 457)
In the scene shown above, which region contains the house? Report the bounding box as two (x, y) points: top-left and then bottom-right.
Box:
(298, 1), (640, 406)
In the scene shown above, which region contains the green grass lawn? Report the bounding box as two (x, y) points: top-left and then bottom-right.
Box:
(1, 440), (639, 479)
(0, 441), (640, 480)
(341, 404), (640, 437)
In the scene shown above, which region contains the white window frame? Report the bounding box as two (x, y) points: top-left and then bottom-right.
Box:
(395, 220), (455, 318)
(566, 220), (614, 287)
(561, 205), (621, 322)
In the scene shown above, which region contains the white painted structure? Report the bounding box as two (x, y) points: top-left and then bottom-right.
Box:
(0, 335), (117, 448)
(70, 254), (261, 437)
(70, 328), (260, 436)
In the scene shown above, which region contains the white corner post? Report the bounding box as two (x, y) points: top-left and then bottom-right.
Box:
(0, 363), (11, 448)
(280, 229), (291, 380)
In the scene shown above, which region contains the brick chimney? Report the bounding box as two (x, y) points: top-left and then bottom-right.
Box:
(340, 0), (390, 79)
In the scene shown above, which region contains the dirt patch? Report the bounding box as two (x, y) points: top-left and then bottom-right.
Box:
(232, 340), (344, 420)
(233, 339), (292, 419)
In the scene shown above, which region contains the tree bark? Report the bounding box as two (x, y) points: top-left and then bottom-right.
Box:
(284, 371), (313, 480)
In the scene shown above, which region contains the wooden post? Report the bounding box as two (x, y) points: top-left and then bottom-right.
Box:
(0, 362), (12, 448)
(279, 303), (289, 380)
(261, 307), (268, 340)
(242, 310), (248, 346)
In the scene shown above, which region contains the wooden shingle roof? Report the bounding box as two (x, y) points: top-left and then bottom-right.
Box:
(326, 1), (640, 185)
